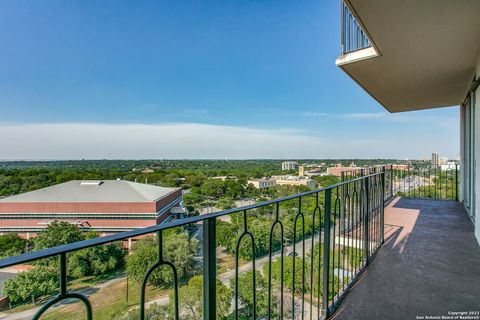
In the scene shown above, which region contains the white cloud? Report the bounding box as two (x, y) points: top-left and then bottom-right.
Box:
(300, 112), (331, 117)
(0, 122), (458, 160)
(340, 112), (386, 120)
(300, 112), (386, 119)
(300, 111), (458, 128)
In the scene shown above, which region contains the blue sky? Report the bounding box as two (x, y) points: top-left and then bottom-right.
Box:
(0, 0), (459, 159)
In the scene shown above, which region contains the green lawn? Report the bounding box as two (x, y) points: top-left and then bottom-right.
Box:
(42, 276), (171, 320)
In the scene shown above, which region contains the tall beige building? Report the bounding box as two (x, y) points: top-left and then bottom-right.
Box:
(298, 165), (305, 177)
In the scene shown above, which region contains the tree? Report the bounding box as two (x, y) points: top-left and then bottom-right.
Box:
(33, 221), (83, 250)
(2, 267), (58, 304)
(68, 242), (125, 278)
(126, 232), (198, 288)
(0, 234), (27, 258)
(314, 175), (341, 188)
(216, 221), (237, 247)
(199, 180), (225, 198)
(32, 223), (125, 277)
(217, 197), (236, 210)
(175, 275), (232, 320)
(230, 270), (270, 318)
(264, 256), (310, 295)
(230, 219), (281, 261)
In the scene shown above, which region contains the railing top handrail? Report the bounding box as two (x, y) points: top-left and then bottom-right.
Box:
(0, 172), (383, 269)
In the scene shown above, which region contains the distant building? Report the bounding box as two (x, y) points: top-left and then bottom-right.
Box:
(272, 175), (317, 188)
(248, 175), (316, 189)
(432, 153), (440, 166)
(326, 164), (361, 177)
(0, 180), (184, 240)
(432, 153), (449, 167)
(440, 162), (458, 171)
(439, 157), (449, 165)
(281, 161), (299, 171)
(298, 165), (305, 177)
(304, 169), (325, 177)
(247, 178), (276, 189)
(391, 164), (410, 171)
(211, 176), (237, 181)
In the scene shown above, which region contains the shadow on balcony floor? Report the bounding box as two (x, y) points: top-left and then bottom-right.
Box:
(331, 197), (480, 320)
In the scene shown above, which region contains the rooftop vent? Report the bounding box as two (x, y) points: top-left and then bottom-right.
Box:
(80, 181), (104, 186)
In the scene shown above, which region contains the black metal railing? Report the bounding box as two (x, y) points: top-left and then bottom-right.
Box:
(0, 173), (387, 320)
(341, 0), (372, 54)
(341, 164), (459, 201)
(389, 164), (459, 201)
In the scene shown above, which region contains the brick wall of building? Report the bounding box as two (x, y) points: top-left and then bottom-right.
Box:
(0, 201), (156, 213)
(155, 189), (183, 212)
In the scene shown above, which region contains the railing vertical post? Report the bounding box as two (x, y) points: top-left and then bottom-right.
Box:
(455, 164), (459, 201)
(340, 0), (345, 54)
(203, 218), (216, 320)
(322, 188), (332, 318)
(364, 176), (370, 265)
(60, 253), (67, 296)
(390, 165), (393, 198)
(380, 171), (385, 245)
(381, 165), (385, 198)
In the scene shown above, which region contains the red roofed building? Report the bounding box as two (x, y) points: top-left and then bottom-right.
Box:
(0, 180), (184, 239)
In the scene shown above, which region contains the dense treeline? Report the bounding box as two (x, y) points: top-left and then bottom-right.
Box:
(0, 159), (408, 171)
(0, 162), (283, 197)
(0, 158), (410, 197)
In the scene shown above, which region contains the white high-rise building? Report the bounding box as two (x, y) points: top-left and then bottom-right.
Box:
(281, 161), (298, 171)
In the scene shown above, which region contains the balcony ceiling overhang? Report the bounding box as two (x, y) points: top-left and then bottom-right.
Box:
(336, 0), (480, 113)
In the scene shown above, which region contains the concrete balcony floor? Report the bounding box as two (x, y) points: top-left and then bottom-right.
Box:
(332, 197), (480, 320)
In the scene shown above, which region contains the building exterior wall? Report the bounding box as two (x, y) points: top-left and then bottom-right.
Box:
(391, 164), (410, 171)
(0, 201), (156, 214)
(0, 188), (183, 237)
(247, 179), (276, 189)
(155, 189), (183, 212)
(461, 52), (480, 244)
(0, 218), (154, 231)
(475, 53), (480, 243)
(248, 177), (316, 189)
(275, 178), (316, 188)
(281, 161), (298, 171)
(298, 166), (305, 176)
(327, 166), (359, 177)
(460, 105), (465, 204)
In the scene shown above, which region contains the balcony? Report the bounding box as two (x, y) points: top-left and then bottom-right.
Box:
(336, 0), (378, 69)
(340, 0), (371, 54)
(336, 0), (480, 112)
(333, 197), (480, 319)
(0, 166), (478, 320)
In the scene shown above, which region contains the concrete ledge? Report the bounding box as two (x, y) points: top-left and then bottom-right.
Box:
(335, 47), (378, 67)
